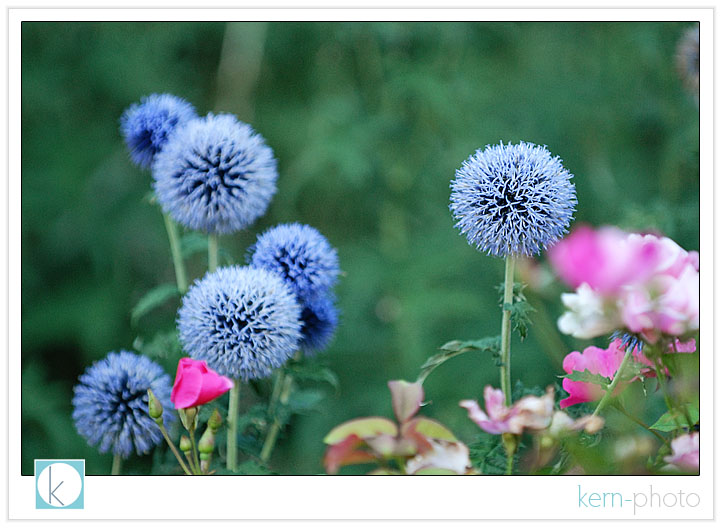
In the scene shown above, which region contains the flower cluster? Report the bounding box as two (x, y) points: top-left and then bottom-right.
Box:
(72, 351), (174, 458)
(550, 226), (699, 344)
(121, 93), (278, 235)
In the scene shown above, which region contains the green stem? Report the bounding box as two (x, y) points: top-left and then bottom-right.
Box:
(505, 452), (514, 475)
(156, 422), (192, 475)
(612, 403), (669, 446)
(592, 347), (634, 417)
(208, 233), (219, 272)
(499, 256), (515, 406)
(189, 428), (201, 475)
(162, 213), (188, 293)
(260, 372), (294, 463)
(226, 382), (241, 471)
(111, 453), (122, 476)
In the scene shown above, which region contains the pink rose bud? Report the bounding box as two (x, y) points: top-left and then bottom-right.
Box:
(171, 358), (234, 409)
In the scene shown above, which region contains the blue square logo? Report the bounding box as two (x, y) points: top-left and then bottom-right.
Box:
(35, 460), (84, 509)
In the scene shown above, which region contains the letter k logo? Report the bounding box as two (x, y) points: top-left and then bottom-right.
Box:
(47, 465), (65, 506)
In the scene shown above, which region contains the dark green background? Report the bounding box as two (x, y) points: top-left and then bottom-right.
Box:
(21, 21), (699, 475)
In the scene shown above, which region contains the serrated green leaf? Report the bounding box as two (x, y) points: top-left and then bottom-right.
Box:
(131, 283), (179, 324)
(563, 369), (611, 388)
(324, 417), (398, 445)
(650, 404), (700, 432)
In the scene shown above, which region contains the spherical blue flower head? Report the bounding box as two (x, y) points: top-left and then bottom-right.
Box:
(450, 141), (576, 258)
(248, 223), (340, 301)
(71, 350), (174, 459)
(120, 93), (196, 169)
(299, 294), (339, 355)
(178, 265), (302, 381)
(152, 113), (278, 234)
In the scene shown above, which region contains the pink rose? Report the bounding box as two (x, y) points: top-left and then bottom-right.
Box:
(548, 226), (661, 295)
(560, 340), (627, 408)
(171, 358), (234, 409)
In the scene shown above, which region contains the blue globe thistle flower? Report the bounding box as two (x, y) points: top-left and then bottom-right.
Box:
(152, 113), (278, 234)
(299, 294), (339, 355)
(450, 141), (576, 258)
(177, 265), (302, 381)
(248, 223), (340, 302)
(120, 93), (196, 169)
(71, 351), (174, 459)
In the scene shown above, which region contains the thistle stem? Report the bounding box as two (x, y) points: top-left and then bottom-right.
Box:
(111, 453), (122, 476)
(157, 422), (192, 475)
(162, 213), (188, 293)
(592, 347), (634, 417)
(226, 382), (240, 471)
(499, 256), (515, 406)
(208, 233), (219, 272)
(260, 372), (294, 464)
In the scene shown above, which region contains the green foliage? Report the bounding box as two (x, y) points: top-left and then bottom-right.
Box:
(133, 330), (182, 360)
(498, 281), (535, 340)
(468, 434), (515, 475)
(563, 369), (611, 387)
(650, 403), (699, 432)
(130, 283), (179, 324)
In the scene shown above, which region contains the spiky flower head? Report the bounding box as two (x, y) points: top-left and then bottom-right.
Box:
(177, 265), (302, 381)
(676, 25), (700, 99)
(71, 351), (174, 459)
(248, 223), (340, 301)
(450, 141), (576, 258)
(153, 113), (278, 234)
(299, 294), (339, 355)
(120, 93), (196, 169)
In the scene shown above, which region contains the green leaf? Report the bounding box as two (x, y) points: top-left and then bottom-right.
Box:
(563, 369), (611, 388)
(650, 404), (700, 432)
(284, 362), (339, 389)
(324, 417), (398, 445)
(132, 329), (181, 360)
(181, 232), (210, 258)
(418, 336), (500, 383)
(468, 434), (511, 475)
(285, 388), (326, 415)
(130, 283), (179, 324)
(498, 282), (534, 340)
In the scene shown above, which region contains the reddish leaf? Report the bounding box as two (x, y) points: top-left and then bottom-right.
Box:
(388, 380), (424, 423)
(323, 434), (377, 474)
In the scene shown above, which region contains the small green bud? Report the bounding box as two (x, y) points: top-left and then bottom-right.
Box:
(180, 435), (192, 454)
(208, 409), (223, 433)
(178, 406), (199, 431)
(198, 427), (215, 454)
(501, 432), (519, 457)
(147, 389), (164, 422)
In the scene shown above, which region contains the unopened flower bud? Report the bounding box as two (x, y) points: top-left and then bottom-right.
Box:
(198, 427), (216, 454)
(147, 389), (164, 422)
(178, 406), (199, 431)
(208, 409), (223, 433)
(180, 435), (192, 454)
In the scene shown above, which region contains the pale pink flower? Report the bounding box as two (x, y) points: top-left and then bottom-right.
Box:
(557, 283), (620, 339)
(460, 386), (554, 434)
(548, 411), (605, 436)
(664, 432), (699, 472)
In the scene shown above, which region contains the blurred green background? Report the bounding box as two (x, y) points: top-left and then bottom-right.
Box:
(21, 21), (699, 475)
